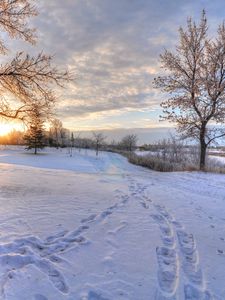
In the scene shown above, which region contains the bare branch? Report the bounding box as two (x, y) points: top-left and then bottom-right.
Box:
(154, 11), (225, 169)
(0, 0), (37, 53)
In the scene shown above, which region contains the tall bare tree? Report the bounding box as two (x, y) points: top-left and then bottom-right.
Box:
(50, 118), (63, 148)
(0, 0), (70, 122)
(92, 132), (105, 156)
(154, 11), (225, 170)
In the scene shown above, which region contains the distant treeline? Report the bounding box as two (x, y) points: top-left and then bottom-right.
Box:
(1, 128), (225, 153)
(0, 125), (139, 153)
(0, 130), (25, 145)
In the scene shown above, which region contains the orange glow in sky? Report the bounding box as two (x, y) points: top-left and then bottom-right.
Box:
(0, 122), (23, 136)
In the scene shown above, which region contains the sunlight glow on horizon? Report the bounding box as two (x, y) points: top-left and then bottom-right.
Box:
(0, 122), (24, 136)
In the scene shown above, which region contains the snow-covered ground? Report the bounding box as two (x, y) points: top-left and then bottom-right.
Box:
(0, 147), (225, 300)
(209, 155), (225, 165)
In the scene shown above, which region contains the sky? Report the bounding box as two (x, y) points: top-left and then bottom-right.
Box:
(2, 0), (225, 141)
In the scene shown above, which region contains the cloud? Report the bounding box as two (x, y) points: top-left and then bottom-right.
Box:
(5, 0), (225, 129)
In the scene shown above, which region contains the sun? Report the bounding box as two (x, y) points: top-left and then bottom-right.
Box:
(0, 122), (22, 136)
(0, 123), (13, 136)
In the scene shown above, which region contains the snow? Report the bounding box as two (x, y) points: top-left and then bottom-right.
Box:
(209, 155), (225, 165)
(0, 147), (225, 299)
(135, 150), (154, 156)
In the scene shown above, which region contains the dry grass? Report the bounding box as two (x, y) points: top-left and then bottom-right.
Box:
(120, 150), (225, 174)
(126, 152), (199, 172)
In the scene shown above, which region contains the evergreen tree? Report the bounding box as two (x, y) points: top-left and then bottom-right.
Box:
(24, 105), (45, 154)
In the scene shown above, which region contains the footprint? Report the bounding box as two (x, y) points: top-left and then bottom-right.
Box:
(140, 201), (149, 209)
(177, 230), (203, 285)
(100, 210), (112, 219)
(184, 284), (212, 300)
(0, 254), (69, 294)
(217, 249), (224, 255)
(0, 254), (34, 269)
(65, 225), (89, 240)
(108, 221), (128, 235)
(81, 214), (97, 223)
(48, 255), (63, 263)
(155, 290), (177, 300)
(154, 205), (174, 222)
(86, 290), (109, 300)
(34, 294), (48, 300)
(151, 214), (175, 248)
(46, 230), (68, 243)
(36, 259), (69, 294)
(172, 221), (183, 229)
(177, 231), (196, 256)
(151, 214), (166, 224)
(108, 204), (118, 210)
(156, 247), (178, 295)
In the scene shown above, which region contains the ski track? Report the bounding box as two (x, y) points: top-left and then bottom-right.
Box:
(126, 176), (213, 300)
(0, 188), (130, 299)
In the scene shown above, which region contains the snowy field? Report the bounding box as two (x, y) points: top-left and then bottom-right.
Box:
(0, 147), (225, 299)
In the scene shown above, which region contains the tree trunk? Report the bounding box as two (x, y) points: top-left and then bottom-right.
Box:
(34, 146), (37, 155)
(199, 123), (207, 170)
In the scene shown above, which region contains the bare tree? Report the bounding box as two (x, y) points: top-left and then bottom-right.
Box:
(60, 128), (70, 147)
(73, 132), (82, 152)
(0, 1), (70, 123)
(50, 118), (63, 148)
(120, 134), (138, 152)
(154, 11), (225, 170)
(92, 132), (105, 156)
(68, 132), (75, 157)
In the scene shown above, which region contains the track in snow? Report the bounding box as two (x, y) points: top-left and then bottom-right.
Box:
(126, 177), (213, 300)
(0, 188), (130, 299)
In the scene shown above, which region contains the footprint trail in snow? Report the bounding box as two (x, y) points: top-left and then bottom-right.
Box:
(126, 178), (213, 300)
(0, 188), (130, 298)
